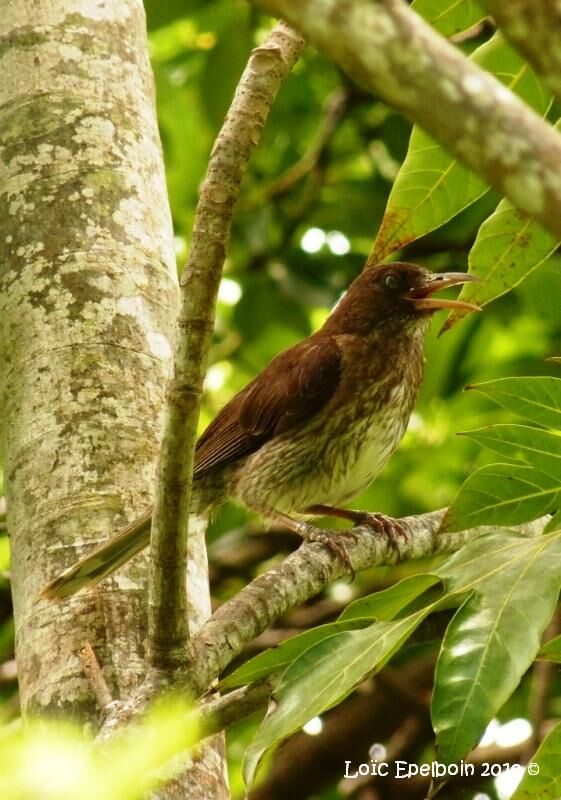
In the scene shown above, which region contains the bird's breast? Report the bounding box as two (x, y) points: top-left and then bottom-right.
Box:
(234, 370), (420, 516)
(234, 328), (425, 517)
(322, 379), (415, 503)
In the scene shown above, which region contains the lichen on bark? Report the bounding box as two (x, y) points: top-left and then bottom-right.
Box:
(0, 0), (177, 717)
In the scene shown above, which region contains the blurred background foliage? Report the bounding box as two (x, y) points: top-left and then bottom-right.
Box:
(2, 1), (561, 799)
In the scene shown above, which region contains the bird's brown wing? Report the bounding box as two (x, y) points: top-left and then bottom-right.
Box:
(193, 335), (341, 478)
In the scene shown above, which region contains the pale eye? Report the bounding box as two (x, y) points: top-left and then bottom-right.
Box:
(384, 273), (400, 290)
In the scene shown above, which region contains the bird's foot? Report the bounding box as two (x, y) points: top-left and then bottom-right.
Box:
(262, 508), (356, 578)
(305, 504), (407, 561)
(352, 512), (407, 560)
(295, 521), (356, 578)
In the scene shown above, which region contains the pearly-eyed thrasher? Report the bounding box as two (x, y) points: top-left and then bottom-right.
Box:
(42, 262), (478, 599)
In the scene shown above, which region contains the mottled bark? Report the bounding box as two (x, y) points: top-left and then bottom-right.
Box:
(249, 0), (561, 242)
(483, 1), (561, 103)
(0, 0), (177, 718)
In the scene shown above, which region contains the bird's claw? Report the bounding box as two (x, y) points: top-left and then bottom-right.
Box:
(298, 524), (356, 579)
(353, 512), (407, 560)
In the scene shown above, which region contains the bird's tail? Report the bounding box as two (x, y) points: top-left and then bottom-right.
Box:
(40, 507), (153, 601)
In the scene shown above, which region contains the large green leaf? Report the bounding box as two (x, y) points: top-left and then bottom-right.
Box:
(225, 575), (441, 689)
(510, 721), (561, 799)
(463, 195), (557, 304)
(462, 424), (561, 472)
(432, 531), (561, 764)
(444, 462), (561, 532)
(339, 573), (441, 621)
(411, 0), (485, 36)
(243, 607), (431, 785)
(370, 34), (551, 262)
(244, 532), (561, 783)
(220, 619), (368, 689)
(444, 124), (560, 331)
(469, 377), (561, 430)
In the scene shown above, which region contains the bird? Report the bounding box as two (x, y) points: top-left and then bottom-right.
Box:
(41, 262), (479, 599)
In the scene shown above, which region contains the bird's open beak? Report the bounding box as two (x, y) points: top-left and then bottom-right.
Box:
(406, 272), (481, 313)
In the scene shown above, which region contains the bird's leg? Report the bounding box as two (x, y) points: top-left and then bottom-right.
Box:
(267, 509), (355, 577)
(306, 505), (407, 560)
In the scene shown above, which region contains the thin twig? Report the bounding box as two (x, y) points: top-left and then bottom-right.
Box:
(263, 85), (350, 198)
(79, 642), (114, 711)
(148, 22), (306, 672)
(449, 20), (488, 44)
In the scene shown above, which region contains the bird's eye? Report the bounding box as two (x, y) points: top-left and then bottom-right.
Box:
(384, 272), (401, 290)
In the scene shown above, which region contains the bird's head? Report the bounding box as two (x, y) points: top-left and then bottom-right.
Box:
(324, 262), (480, 335)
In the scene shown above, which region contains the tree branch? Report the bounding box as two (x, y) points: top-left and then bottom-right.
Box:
(249, 0), (561, 243)
(79, 642), (114, 713)
(98, 511), (546, 744)
(148, 22), (306, 671)
(263, 85), (351, 198)
(482, 1), (561, 102)
(198, 679), (274, 737)
(187, 510), (547, 695)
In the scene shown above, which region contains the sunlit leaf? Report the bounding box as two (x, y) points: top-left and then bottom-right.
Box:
(370, 34), (551, 262)
(339, 573), (442, 621)
(468, 376), (561, 430)
(444, 462), (561, 532)
(444, 119), (560, 330)
(461, 424), (561, 472)
(432, 531), (561, 764)
(0, 697), (199, 800)
(221, 619), (368, 688)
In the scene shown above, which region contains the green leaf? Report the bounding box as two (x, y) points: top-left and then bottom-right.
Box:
(435, 530), (544, 591)
(469, 376), (561, 430)
(243, 607), (431, 785)
(226, 575), (441, 689)
(339, 573), (442, 621)
(444, 462), (561, 532)
(220, 619), (368, 689)
(432, 531), (561, 764)
(444, 188), (559, 331)
(462, 424), (561, 472)
(370, 34), (551, 262)
(538, 633), (561, 663)
(411, 0), (485, 36)
(468, 182), (559, 295)
(510, 721), (561, 799)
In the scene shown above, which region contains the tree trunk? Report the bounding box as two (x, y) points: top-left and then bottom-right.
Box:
(0, 0), (178, 718)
